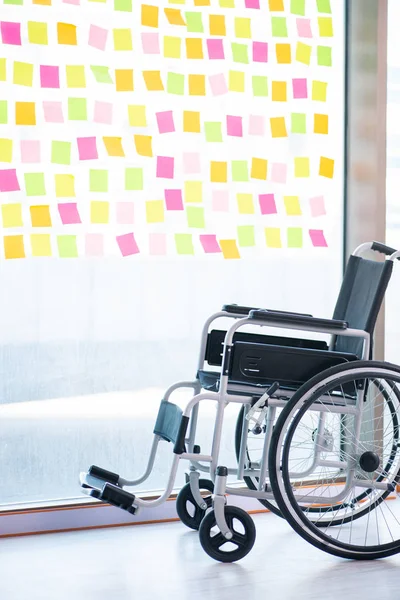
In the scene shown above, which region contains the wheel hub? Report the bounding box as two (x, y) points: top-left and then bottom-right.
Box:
(359, 451), (380, 473)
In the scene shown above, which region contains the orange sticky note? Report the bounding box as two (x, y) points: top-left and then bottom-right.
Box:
(30, 205), (52, 227)
(134, 135), (153, 157)
(269, 0), (284, 10)
(115, 69), (134, 92)
(189, 74), (205, 96)
(220, 239), (240, 259)
(272, 81), (287, 101)
(4, 235), (25, 259)
(143, 71), (164, 91)
(183, 111), (201, 132)
(314, 113), (329, 134)
(319, 156), (334, 178)
(15, 102), (36, 126)
(209, 14), (226, 36)
(210, 161), (227, 183)
(276, 43), (291, 64)
(142, 4), (159, 27)
(164, 8), (186, 25)
(251, 158), (268, 180)
(186, 38), (204, 59)
(103, 137), (125, 157)
(194, 0), (210, 5)
(57, 22), (77, 45)
(270, 117), (287, 138)
(33, 0), (52, 5)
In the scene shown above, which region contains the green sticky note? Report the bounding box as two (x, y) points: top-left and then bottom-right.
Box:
(125, 168), (143, 191)
(90, 169), (108, 192)
(0, 101), (8, 124)
(252, 76), (268, 97)
(24, 172), (46, 196)
(90, 66), (113, 84)
(291, 113), (306, 134)
(68, 98), (87, 121)
(317, 46), (332, 66)
(187, 206), (205, 229)
(175, 234), (194, 255)
(185, 12), (204, 32)
(167, 72), (185, 95)
(57, 235), (78, 258)
(317, 0), (331, 13)
(51, 141), (71, 165)
(290, 0), (305, 15)
(231, 43), (249, 64)
(271, 17), (288, 37)
(287, 228), (303, 248)
(4, 0), (23, 4)
(238, 226), (255, 247)
(205, 122), (223, 143)
(114, 0), (132, 11)
(232, 161), (249, 182)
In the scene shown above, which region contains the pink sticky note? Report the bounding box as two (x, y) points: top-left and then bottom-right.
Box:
(142, 32), (160, 54)
(245, 0), (260, 7)
(212, 190), (229, 212)
(94, 101), (113, 125)
(292, 78), (308, 99)
(156, 111), (175, 134)
(253, 42), (268, 63)
(63, 0), (80, 4)
(271, 163), (287, 184)
(1, 22), (21, 46)
(259, 194), (277, 215)
(309, 229), (328, 247)
(209, 73), (228, 96)
(183, 152), (200, 174)
(117, 232), (140, 257)
(77, 137), (98, 160)
(149, 233), (167, 256)
(0, 169), (20, 192)
(89, 25), (108, 51)
(85, 234), (104, 257)
(20, 140), (41, 163)
(249, 115), (265, 136)
(43, 101), (64, 123)
(309, 196), (326, 217)
(297, 18), (312, 38)
(58, 203), (81, 225)
(40, 66), (60, 89)
(165, 189), (183, 210)
(227, 115), (243, 137)
(156, 156), (174, 179)
(207, 39), (224, 59)
(200, 235), (221, 253)
(116, 202), (134, 224)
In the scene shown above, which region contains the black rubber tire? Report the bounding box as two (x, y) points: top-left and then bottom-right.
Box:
(176, 479), (214, 530)
(199, 506), (256, 562)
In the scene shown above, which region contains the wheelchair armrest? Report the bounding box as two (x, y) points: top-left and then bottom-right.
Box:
(248, 310), (348, 331)
(223, 304), (312, 318)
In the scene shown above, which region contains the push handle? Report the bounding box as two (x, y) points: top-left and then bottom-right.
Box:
(371, 241), (399, 258)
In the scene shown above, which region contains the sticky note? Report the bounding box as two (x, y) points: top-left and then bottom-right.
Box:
(317, 0), (331, 13)
(5, 0), (23, 5)
(157, 156), (174, 179)
(51, 141), (71, 165)
(209, 15), (226, 36)
(187, 206), (205, 228)
(142, 32), (160, 54)
(292, 78), (308, 99)
(310, 196), (326, 217)
(253, 42), (268, 63)
(142, 4), (159, 27)
(272, 81), (287, 101)
(90, 170), (108, 192)
(319, 157), (334, 178)
(0, 59), (5, 82)
(220, 240), (240, 259)
(252, 76), (268, 97)
(128, 105), (147, 127)
(40, 66), (60, 89)
(57, 23), (77, 45)
(167, 72), (185, 95)
(16, 102), (36, 126)
(116, 69), (134, 91)
(185, 12), (204, 33)
(30, 205), (52, 227)
(184, 181), (202, 203)
(183, 152), (201, 173)
(269, 0), (284, 9)
(13, 62), (33, 87)
(194, 0), (209, 5)
(164, 8), (186, 25)
(237, 193), (254, 214)
(42, 104), (63, 124)
(89, 25), (108, 50)
(2, 204), (23, 227)
(314, 113), (328, 134)
(271, 163), (287, 183)
(229, 70), (245, 92)
(317, 46), (332, 66)
(165, 189), (183, 210)
(309, 229), (328, 247)
(103, 137), (125, 157)
(0, 102), (8, 125)
(232, 161), (249, 182)
(249, 115), (265, 136)
(284, 196), (301, 215)
(245, 0), (260, 7)
(175, 234), (194, 255)
(156, 111), (175, 134)
(58, 203), (81, 224)
(113, 29), (133, 51)
(251, 158), (268, 180)
(235, 17), (251, 39)
(164, 36), (181, 58)
(91, 201), (109, 224)
(21, 141), (40, 164)
(90, 66), (113, 84)
(33, 0), (52, 5)
(116, 233), (140, 257)
(318, 17), (333, 37)
(189, 74), (205, 95)
(276, 44), (291, 64)
(149, 233), (166, 256)
(0, 139), (12, 163)
(297, 18), (312, 38)
(207, 39), (225, 59)
(125, 168), (143, 190)
(265, 228), (282, 248)
(227, 115), (243, 137)
(134, 135), (153, 157)
(66, 65), (86, 88)
(259, 194), (277, 214)
(4, 235), (25, 259)
(272, 17), (288, 37)
(143, 71), (164, 91)
(296, 42), (312, 65)
(200, 235), (221, 254)
(288, 228), (303, 248)
(209, 74), (228, 96)
(57, 235), (78, 258)
(212, 190), (229, 211)
(0, 169), (20, 192)
(210, 161), (228, 183)
(94, 101), (113, 124)
(205, 122), (222, 142)
(77, 137), (98, 160)
(291, 113), (306, 133)
(295, 157), (310, 177)
(219, 0), (235, 6)
(232, 43), (249, 64)
(25, 173), (46, 196)
(31, 235), (52, 257)
(85, 234), (103, 257)
(68, 98), (87, 120)
(291, 0), (305, 15)
(270, 117), (287, 138)
(183, 111), (201, 133)
(238, 226), (255, 247)
(312, 80), (328, 101)
(186, 38), (203, 59)
(55, 174), (75, 197)
(114, 0), (132, 11)
(1, 22), (21, 45)
(116, 202), (134, 224)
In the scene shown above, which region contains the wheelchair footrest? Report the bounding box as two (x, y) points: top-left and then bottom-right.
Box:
(80, 468), (137, 515)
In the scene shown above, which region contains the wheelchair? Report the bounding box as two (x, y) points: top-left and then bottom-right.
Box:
(80, 240), (400, 562)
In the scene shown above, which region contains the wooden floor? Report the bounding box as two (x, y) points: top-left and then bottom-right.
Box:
(1, 513), (400, 600)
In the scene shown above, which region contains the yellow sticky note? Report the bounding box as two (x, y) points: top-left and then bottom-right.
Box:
(272, 81), (287, 101)
(296, 42), (312, 65)
(189, 74), (206, 96)
(220, 239), (240, 259)
(113, 29), (133, 51)
(318, 17), (333, 37)
(184, 181), (202, 203)
(66, 65), (86, 88)
(15, 102), (36, 126)
(314, 113), (329, 134)
(28, 21), (48, 45)
(116, 69), (134, 91)
(134, 135), (153, 157)
(229, 70), (245, 92)
(143, 71), (164, 91)
(55, 174), (75, 197)
(319, 156), (334, 178)
(103, 137), (125, 157)
(31, 234), (51, 257)
(251, 158), (268, 180)
(312, 80), (328, 102)
(276, 43), (291, 64)
(57, 22), (77, 45)
(269, 0), (284, 10)
(209, 14), (226, 36)
(237, 194), (254, 214)
(295, 157), (310, 177)
(0, 138), (12, 162)
(4, 235), (25, 259)
(186, 38), (203, 59)
(146, 200), (165, 223)
(91, 201), (109, 224)
(165, 8), (186, 25)
(265, 228), (282, 248)
(142, 4), (159, 27)
(270, 117), (287, 138)
(210, 161), (227, 183)
(235, 17), (251, 39)
(183, 111), (201, 132)
(30, 205), (52, 227)
(164, 36), (181, 58)
(0, 58), (5, 82)
(2, 203), (23, 228)
(128, 105), (147, 127)
(13, 62), (34, 87)
(284, 196), (301, 216)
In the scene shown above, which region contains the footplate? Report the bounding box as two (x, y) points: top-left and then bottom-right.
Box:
(80, 466), (137, 515)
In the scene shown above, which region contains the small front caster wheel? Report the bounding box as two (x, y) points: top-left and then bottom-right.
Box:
(199, 506), (256, 563)
(176, 479), (214, 530)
